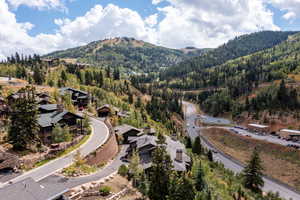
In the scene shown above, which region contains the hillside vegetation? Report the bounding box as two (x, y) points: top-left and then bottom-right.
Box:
(44, 37), (205, 73)
(160, 31), (298, 81)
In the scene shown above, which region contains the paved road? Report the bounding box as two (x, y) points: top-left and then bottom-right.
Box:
(38, 145), (127, 192)
(0, 117), (110, 186)
(183, 101), (300, 200)
(222, 127), (300, 147)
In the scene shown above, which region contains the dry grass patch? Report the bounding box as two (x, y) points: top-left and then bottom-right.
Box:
(202, 127), (300, 191)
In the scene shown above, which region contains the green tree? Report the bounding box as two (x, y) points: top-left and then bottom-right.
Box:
(61, 70), (67, 82)
(8, 86), (40, 150)
(148, 133), (173, 200)
(82, 113), (91, 134)
(129, 150), (142, 187)
(113, 68), (120, 80)
(185, 136), (192, 148)
(33, 66), (45, 85)
(242, 148), (264, 193)
(194, 162), (206, 191)
(52, 124), (72, 143)
(192, 136), (203, 155)
(167, 173), (195, 200)
(207, 150), (213, 162)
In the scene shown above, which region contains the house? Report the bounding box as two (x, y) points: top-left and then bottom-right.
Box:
(0, 177), (69, 200)
(37, 105), (83, 144)
(97, 104), (119, 117)
(36, 92), (51, 105)
(60, 87), (90, 107)
(39, 104), (59, 114)
(126, 135), (191, 172)
(278, 129), (300, 141)
(247, 123), (269, 135)
(7, 92), (51, 105)
(143, 127), (156, 135)
(114, 124), (142, 143)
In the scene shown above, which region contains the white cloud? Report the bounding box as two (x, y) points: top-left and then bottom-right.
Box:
(283, 11), (296, 20)
(145, 14), (158, 27)
(154, 0), (279, 48)
(6, 0), (66, 11)
(0, 0), (284, 59)
(269, 0), (300, 21)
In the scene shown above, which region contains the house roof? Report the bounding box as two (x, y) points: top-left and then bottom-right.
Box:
(128, 135), (190, 171)
(59, 87), (88, 96)
(39, 104), (58, 112)
(280, 129), (300, 135)
(115, 124), (142, 136)
(0, 178), (68, 200)
(248, 124), (269, 128)
(38, 110), (83, 128)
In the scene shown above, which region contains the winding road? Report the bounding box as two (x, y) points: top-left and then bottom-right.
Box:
(0, 117), (110, 187)
(183, 101), (300, 200)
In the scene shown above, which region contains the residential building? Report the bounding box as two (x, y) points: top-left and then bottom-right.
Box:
(278, 129), (300, 141)
(37, 104), (83, 144)
(114, 124), (142, 143)
(97, 104), (119, 117)
(59, 87), (90, 107)
(247, 123), (269, 134)
(126, 135), (191, 172)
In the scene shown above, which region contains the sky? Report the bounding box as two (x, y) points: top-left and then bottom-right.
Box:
(1, 0), (300, 59)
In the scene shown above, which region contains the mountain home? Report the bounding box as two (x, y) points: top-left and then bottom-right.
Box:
(37, 104), (83, 144)
(59, 87), (90, 107)
(126, 135), (191, 172)
(97, 104), (120, 117)
(7, 92), (52, 105)
(114, 124), (142, 143)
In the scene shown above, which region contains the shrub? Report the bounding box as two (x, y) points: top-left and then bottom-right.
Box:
(99, 186), (111, 196)
(118, 164), (129, 177)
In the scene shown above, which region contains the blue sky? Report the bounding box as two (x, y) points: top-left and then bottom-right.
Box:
(1, 0), (300, 59)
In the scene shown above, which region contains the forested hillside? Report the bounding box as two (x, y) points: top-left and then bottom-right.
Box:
(44, 37), (205, 73)
(160, 31), (297, 81)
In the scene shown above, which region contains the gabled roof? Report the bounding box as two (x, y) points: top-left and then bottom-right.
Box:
(115, 124), (142, 136)
(128, 135), (190, 171)
(60, 87), (88, 96)
(38, 110), (83, 128)
(39, 104), (58, 112)
(0, 178), (68, 200)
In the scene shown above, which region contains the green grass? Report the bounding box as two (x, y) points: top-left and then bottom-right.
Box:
(32, 134), (91, 169)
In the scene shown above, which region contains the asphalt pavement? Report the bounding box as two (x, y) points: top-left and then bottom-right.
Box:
(0, 117), (110, 187)
(183, 101), (300, 200)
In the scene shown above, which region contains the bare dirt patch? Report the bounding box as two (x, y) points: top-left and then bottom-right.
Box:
(202, 127), (300, 191)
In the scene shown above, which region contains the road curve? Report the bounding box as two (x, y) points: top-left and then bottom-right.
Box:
(0, 117), (110, 186)
(183, 101), (300, 200)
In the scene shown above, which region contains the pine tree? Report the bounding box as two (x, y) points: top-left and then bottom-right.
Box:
(192, 136), (203, 155)
(185, 136), (192, 148)
(207, 150), (213, 162)
(167, 173), (195, 200)
(129, 150), (142, 187)
(8, 86), (40, 150)
(61, 70), (67, 82)
(194, 163), (206, 191)
(148, 133), (173, 200)
(242, 148), (264, 193)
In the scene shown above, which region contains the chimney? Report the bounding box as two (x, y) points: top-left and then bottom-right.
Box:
(175, 149), (183, 163)
(57, 104), (64, 113)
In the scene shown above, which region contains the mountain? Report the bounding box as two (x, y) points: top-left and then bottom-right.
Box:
(160, 31), (298, 80)
(44, 37), (205, 73)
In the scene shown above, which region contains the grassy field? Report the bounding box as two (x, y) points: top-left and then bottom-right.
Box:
(202, 128), (300, 191)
